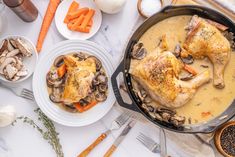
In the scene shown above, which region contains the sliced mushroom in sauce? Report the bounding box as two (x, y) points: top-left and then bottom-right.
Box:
(173, 44), (181, 58)
(73, 52), (86, 61)
(86, 56), (102, 71)
(131, 42), (147, 60)
(94, 91), (107, 102)
(53, 55), (64, 67)
(181, 54), (194, 64)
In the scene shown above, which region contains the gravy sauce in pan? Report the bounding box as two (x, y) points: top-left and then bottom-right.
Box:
(135, 15), (235, 124)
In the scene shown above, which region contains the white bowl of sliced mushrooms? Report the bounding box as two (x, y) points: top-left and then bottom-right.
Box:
(0, 36), (38, 83)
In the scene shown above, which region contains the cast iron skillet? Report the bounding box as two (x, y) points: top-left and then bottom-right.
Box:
(111, 5), (235, 134)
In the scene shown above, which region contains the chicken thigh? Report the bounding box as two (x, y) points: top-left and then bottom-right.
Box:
(130, 49), (210, 108)
(62, 55), (96, 104)
(183, 15), (231, 88)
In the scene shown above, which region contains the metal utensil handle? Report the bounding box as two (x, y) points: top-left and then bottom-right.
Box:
(111, 60), (140, 112)
(160, 128), (167, 157)
(78, 133), (107, 157)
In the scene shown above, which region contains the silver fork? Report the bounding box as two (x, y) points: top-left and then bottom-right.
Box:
(78, 112), (131, 157)
(137, 132), (161, 153)
(0, 82), (34, 101)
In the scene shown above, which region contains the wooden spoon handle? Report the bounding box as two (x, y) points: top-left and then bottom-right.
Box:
(78, 133), (107, 157)
(103, 145), (117, 157)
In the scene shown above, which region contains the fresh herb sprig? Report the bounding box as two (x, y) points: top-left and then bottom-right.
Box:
(12, 108), (64, 157)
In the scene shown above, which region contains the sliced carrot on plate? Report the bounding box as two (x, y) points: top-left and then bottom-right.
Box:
(74, 103), (84, 113)
(57, 64), (66, 78)
(83, 101), (97, 111)
(64, 1), (79, 23)
(67, 22), (74, 30)
(71, 14), (85, 30)
(67, 8), (89, 21)
(79, 9), (95, 32)
(74, 101), (98, 113)
(75, 26), (91, 33)
(87, 19), (93, 27)
(68, 16), (80, 24)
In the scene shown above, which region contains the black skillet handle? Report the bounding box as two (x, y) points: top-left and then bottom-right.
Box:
(161, 4), (205, 13)
(111, 60), (140, 112)
(161, 4), (184, 13)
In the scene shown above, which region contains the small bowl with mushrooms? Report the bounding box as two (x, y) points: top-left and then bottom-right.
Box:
(0, 36), (38, 83)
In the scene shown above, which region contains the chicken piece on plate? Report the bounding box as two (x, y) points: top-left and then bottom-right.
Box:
(130, 37), (210, 108)
(183, 15), (231, 89)
(62, 55), (96, 104)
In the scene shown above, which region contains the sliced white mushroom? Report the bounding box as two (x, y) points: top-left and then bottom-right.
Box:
(12, 75), (20, 81)
(6, 49), (20, 57)
(16, 69), (28, 77)
(15, 38), (32, 57)
(1, 50), (9, 57)
(0, 40), (8, 54)
(14, 58), (23, 70)
(9, 39), (17, 48)
(7, 40), (14, 52)
(4, 64), (18, 79)
(0, 56), (6, 65)
(0, 57), (17, 74)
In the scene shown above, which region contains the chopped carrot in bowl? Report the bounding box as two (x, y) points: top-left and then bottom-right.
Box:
(63, 1), (95, 34)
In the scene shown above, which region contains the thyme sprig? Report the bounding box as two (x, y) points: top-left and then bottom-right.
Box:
(12, 108), (64, 157)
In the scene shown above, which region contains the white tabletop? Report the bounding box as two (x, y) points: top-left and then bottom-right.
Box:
(0, 0), (225, 157)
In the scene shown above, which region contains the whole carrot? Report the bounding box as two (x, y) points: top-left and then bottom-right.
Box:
(36, 0), (61, 52)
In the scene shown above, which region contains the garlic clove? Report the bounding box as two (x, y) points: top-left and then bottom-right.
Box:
(0, 105), (16, 127)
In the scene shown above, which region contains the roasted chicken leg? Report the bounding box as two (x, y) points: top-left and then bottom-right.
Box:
(130, 50), (210, 108)
(183, 15), (231, 88)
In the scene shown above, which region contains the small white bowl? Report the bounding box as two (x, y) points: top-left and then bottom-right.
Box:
(0, 36), (38, 84)
(55, 0), (102, 40)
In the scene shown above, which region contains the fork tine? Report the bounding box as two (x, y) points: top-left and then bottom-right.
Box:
(137, 135), (153, 149)
(21, 89), (34, 96)
(21, 93), (34, 101)
(137, 133), (156, 150)
(20, 92), (34, 101)
(21, 92), (34, 99)
(138, 134), (155, 146)
(139, 133), (155, 144)
(21, 89), (34, 97)
(116, 113), (130, 126)
(20, 94), (34, 101)
(22, 88), (33, 94)
(115, 113), (127, 123)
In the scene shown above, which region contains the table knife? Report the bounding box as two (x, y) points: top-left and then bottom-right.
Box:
(160, 128), (167, 157)
(104, 120), (136, 157)
(78, 113), (130, 157)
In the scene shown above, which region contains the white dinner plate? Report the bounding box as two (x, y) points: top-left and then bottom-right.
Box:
(33, 40), (115, 127)
(55, 0), (102, 40)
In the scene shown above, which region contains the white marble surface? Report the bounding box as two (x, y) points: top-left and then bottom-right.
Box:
(0, 0), (229, 157)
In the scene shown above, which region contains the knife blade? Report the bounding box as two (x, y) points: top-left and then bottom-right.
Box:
(160, 128), (167, 157)
(104, 120), (136, 157)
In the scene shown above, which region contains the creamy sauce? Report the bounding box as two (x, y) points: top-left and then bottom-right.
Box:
(137, 15), (235, 124)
